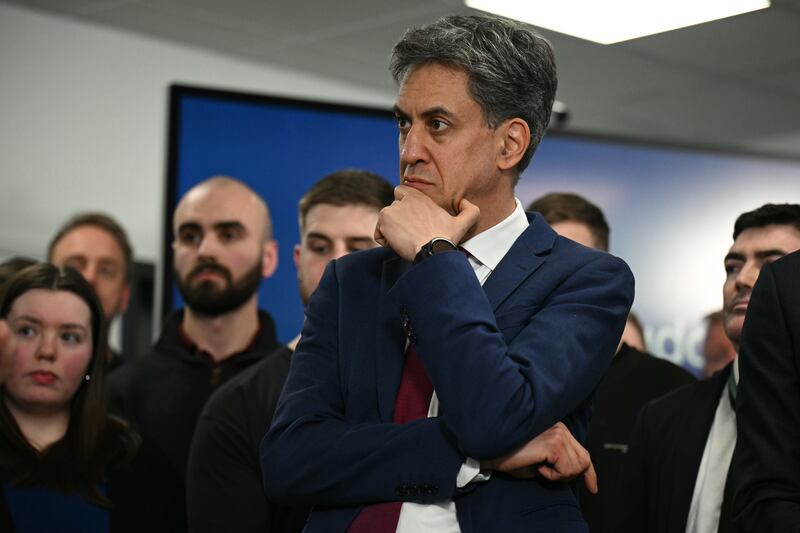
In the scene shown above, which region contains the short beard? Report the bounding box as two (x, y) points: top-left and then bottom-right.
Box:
(176, 259), (262, 317)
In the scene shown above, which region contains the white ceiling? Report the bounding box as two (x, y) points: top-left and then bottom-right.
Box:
(7, 0), (800, 158)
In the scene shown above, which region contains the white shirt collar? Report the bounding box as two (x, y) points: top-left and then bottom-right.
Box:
(460, 198), (528, 272)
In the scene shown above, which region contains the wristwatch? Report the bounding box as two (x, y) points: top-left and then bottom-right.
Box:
(413, 237), (458, 264)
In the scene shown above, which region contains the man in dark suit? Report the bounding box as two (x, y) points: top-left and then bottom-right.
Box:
(731, 248), (800, 532)
(528, 192), (697, 533)
(614, 203), (800, 533)
(261, 15), (634, 533)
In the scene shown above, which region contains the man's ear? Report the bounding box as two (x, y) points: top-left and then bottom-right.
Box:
(293, 243), (302, 274)
(497, 118), (530, 171)
(261, 240), (279, 278)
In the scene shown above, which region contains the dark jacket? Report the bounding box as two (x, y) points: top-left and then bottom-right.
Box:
(731, 250), (800, 533)
(613, 363), (733, 533)
(187, 345), (309, 533)
(107, 309), (279, 533)
(580, 344), (696, 533)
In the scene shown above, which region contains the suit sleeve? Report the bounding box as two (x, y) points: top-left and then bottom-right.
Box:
(396, 250), (634, 458)
(261, 259), (466, 507)
(732, 261), (800, 533)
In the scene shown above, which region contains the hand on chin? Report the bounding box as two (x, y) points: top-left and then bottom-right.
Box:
(374, 186), (479, 261)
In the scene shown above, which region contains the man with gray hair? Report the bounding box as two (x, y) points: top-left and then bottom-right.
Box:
(262, 15), (634, 532)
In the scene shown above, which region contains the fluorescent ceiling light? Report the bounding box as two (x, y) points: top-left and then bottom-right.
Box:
(464, 0), (770, 44)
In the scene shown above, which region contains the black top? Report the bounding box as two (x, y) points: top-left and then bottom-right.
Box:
(612, 363), (733, 533)
(187, 345), (309, 533)
(0, 484), (13, 533)
(580, 344), (696, 533)
(106, 309), (279, 533)
(108, 349), (126, 374)
(731, 250), (800, 533)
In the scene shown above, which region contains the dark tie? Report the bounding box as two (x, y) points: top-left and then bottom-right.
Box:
(347, 344), (434, 532)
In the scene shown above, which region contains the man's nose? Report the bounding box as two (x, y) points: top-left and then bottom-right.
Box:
(197, 234), (220, 258)
(400, 126), (429, 168)
(735, 261), (760, 291)
(331, 242), (349, 261)
(81, 264), (98, 285)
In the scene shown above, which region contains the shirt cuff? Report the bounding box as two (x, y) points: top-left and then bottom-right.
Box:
(456, 457), (492, 488)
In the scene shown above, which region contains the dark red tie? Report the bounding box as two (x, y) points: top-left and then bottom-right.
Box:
(347, 344), (434, 532)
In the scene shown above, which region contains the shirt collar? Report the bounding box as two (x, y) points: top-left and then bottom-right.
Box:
(460, 198), (528, 272)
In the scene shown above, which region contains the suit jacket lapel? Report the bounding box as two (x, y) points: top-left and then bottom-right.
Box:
(482, 213), (555, 311)
(376, 254), (411, 422)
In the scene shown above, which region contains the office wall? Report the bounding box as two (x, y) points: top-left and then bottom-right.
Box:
(0, 2), (394, 265)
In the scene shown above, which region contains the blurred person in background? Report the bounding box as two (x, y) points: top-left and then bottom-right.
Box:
(49, 213), (134, 372)
(529, 191), (696, 533)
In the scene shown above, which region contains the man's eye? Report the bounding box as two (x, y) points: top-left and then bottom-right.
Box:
(430, 119), (448, 131)
(309, 244), (331, 255)
(99, 265), (119, 279)
(179, 230), (201, 245)
(724, 263), (741, 275)
(396, 116), (410, 132)
(219, 228), (243, 243)
(64, 258), (85, 269)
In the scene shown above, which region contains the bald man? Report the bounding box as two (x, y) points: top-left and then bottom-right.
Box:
(107, 176), (280, 532)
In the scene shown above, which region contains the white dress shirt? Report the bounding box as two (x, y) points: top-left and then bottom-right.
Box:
(685, 357), (739, 533)
(396, 199), (530, 533)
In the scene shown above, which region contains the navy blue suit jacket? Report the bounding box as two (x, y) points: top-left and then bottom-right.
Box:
(261, 213), (634, 532)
